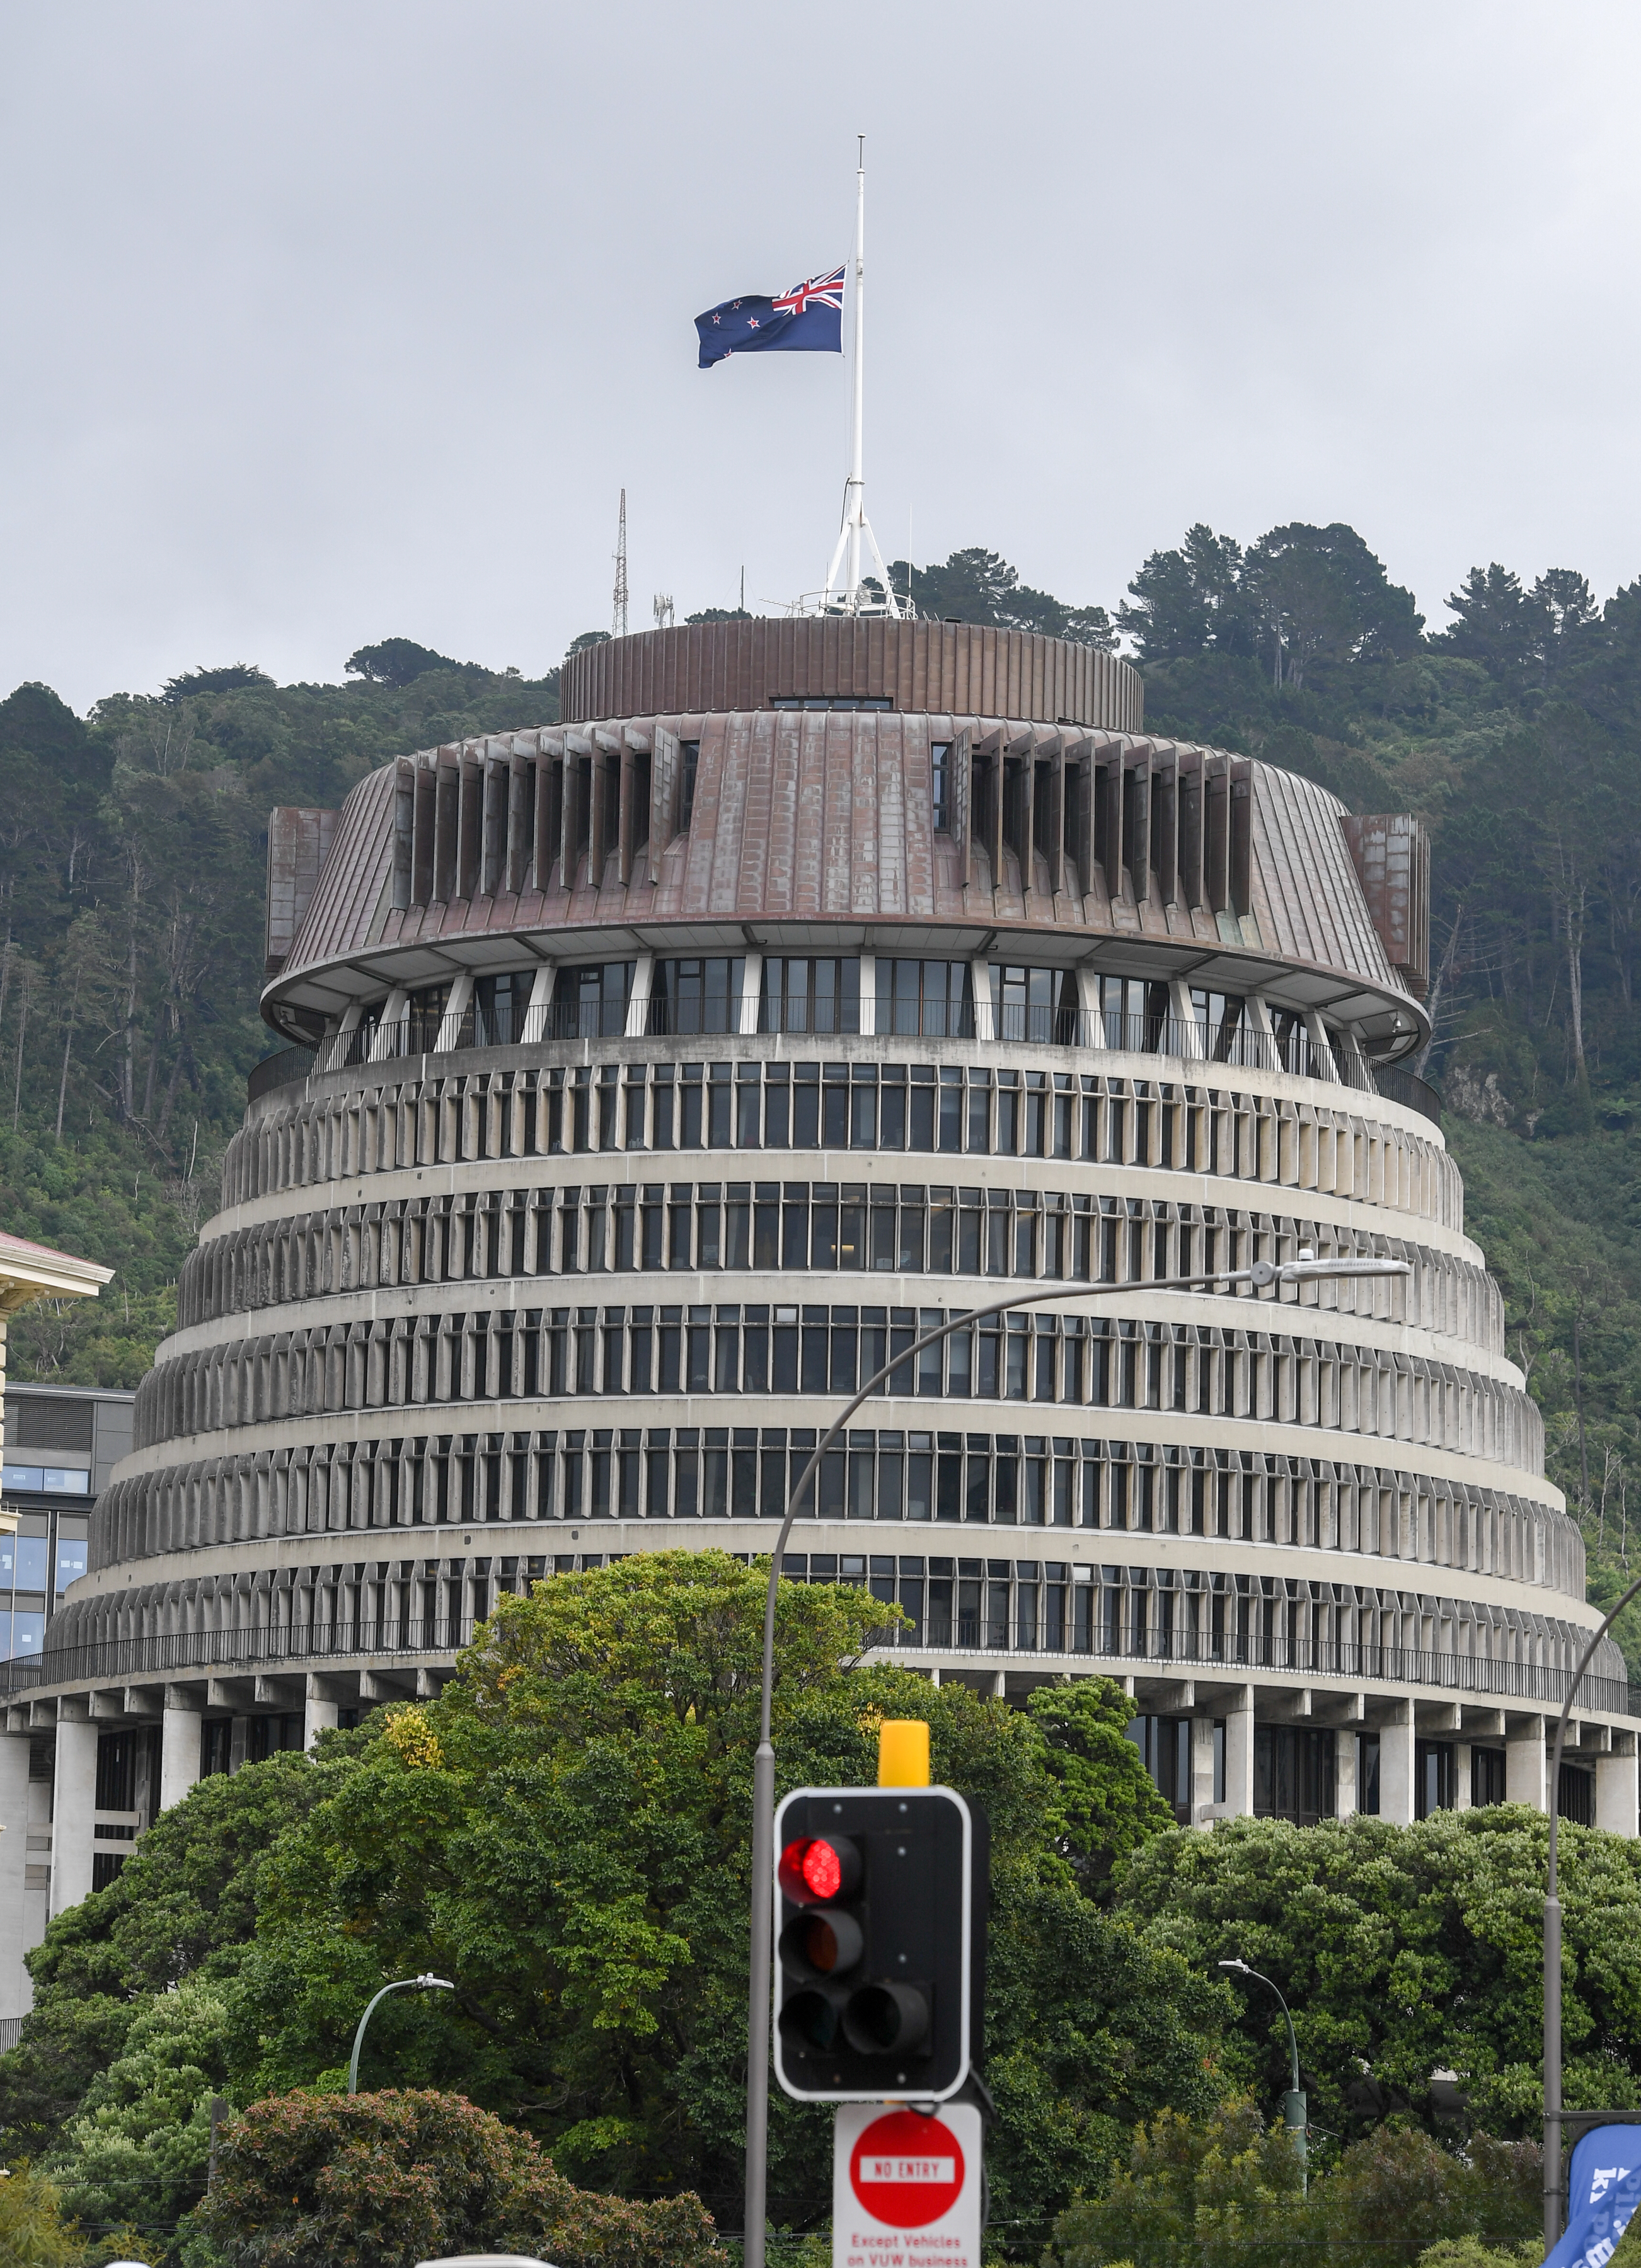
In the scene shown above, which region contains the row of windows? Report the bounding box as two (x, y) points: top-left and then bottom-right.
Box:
(375, 958), (1335, 1070)
(181, 1179), (1498, 1351)
(138, 1297), (1541, 1482)
(100, 1416), (1563, 1606)
(230, 1051), (1458, 1228)
(61, 1509), (1609, 1717)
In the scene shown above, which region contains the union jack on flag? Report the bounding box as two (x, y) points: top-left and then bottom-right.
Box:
(772, 266), (846, 318)
(696, 262), (845, 367)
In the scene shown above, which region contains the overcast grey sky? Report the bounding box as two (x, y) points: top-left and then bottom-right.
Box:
(3, 1), (1638, 709)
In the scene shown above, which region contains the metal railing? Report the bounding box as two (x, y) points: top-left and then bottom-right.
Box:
(6, 1610), (1633, 1721)
(246, 1046), (317, 1102)
(1374, 1064), (1443, 1125)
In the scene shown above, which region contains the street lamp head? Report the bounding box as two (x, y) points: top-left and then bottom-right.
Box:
(1218, 1959), (1250, 1973)
(416, 1976), (456, 1991)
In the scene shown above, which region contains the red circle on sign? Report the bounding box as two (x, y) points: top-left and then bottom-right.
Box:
(849, 2108), (965, 2228)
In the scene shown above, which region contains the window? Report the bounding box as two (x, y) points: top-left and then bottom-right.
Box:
(474, 972), (533, 1048)
(1557, 1761), (1595, 1826)
(551, 964), (632, 1040)
(991, 965), (1079, 1046)
(1129, 1715), (1193, 1823)
(1357, 1731), (1380, 1815)
(878, 960), (972, 1039)
(1098, 975), (1170, 1052)
(2, 1466), (88, 1496)
(769, 696), (892, 712)
(1415, 1739), (1453, 1818)
(652, 958), (745, 1036)
(679, 741), (701, 827)
(55, 1535), (88, 1593)
(1471, 1747), (1507, 1807)
(1190, 988), (1253, 1065)
(406, 980), (452, 1052)
(1256, 1726), (1335, 1824)
(760, 958), (860, 1035)
(931, 742), (953, 832)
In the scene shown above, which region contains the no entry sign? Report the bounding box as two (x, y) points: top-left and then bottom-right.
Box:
(833, 2102), (982, 2268)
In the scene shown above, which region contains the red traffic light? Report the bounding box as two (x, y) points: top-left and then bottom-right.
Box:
(778, 1835), (860, 1904)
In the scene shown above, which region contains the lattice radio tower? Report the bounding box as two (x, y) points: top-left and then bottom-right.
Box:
(612, 489), (629, 638)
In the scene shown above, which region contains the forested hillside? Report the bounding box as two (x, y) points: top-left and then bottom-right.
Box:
(1, 536), (1637, 1654)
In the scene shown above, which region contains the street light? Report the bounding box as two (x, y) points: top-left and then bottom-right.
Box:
(742, 1245), (1408, 2265)
(1219, 1959), (1307, 2189)
(347, 1973), (456, 2095)
(1542, 1569), (1641, 2251)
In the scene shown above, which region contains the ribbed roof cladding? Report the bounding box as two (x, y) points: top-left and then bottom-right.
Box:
(268, 713), (1424, 1041)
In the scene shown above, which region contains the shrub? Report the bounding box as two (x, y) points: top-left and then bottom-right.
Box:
(192, 2087), (725, 2268)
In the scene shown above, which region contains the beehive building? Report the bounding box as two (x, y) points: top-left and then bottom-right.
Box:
(10, 619), (1635, 1930)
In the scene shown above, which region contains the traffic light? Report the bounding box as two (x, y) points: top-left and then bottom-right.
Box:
(771, 1782), (986, 2102)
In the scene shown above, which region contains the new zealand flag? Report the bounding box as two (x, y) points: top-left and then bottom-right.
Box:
(696, 267), (845, 367)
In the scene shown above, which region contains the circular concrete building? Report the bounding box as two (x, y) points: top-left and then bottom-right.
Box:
(14, 619), (1637, 1929)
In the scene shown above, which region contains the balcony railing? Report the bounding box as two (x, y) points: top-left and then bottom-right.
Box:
(4, 1612), (1633, 1722)
(250, 999), (1435, 1123)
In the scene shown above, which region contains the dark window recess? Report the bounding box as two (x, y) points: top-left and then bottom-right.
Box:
(1471, 1747), (1507, 1807)
(246, 1714), (305, 1763)
(1415, 1739), (1453, 1818)
(91, 1853), (127, 1893)
(1357, 1731), (1380, 1816)
(931, 742), (953, 832)
(474, 972), (531, 1048)
(1558, 1760), (1595, 1827)
(95, 1729), (139, 1811)
(1129, 1715), (1192, 1824)
(200, 1721), (233, 1778)
(1255, 1726), (1335, 1826)
(679, 742), (701, 827)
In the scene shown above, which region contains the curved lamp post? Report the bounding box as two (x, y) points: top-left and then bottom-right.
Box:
(1542, 1570), (1641, 2250)
(740, 1246), (1410, 2267)
(348, 1973), (456, 2095)
(1220, 1957), (1306, 2191)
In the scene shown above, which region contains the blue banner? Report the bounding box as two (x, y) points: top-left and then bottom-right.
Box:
(1545, 2124), (1641, 2268)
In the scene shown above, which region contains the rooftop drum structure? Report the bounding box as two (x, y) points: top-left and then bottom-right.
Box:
(13, 618), (1635, 1872)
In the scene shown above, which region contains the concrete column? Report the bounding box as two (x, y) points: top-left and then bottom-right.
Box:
(1223, 1687), (1255, 1819)
(367, 987), (410, 1063)
(856, 951), (875, 1040)
(434, 970), (475, 1052)
(737, 951), (762, 1038)
(1452, 1742), (1473, 1812)
(160, 1692), (203, 1813)
(1334, 1727), (1359, 1820)
(1074, 964), (1105, 1046)
(304, 1676), (340, 1752)
(1379, 1705), (1416, 1825)
(970, 958), (994, 1043)
(1190, 1717), (1218, 1822)
(1168, 980), (1207, 1058)
(1507, 1715), (1548, 1811)
(1597, 1737), (1639, 1838)
(50, 1717), (98, 1918)
(0, 1736), (33, 2018)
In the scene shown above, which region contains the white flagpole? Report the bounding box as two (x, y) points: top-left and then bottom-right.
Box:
(820, 136), (900, 617)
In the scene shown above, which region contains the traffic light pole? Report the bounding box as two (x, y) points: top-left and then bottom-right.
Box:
(743, 1248), (1408, 2268)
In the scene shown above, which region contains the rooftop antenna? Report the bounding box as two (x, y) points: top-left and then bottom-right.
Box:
(653, 593), (674, 629)
(613, 489), (629, 638)
(819, 137), (901, 619)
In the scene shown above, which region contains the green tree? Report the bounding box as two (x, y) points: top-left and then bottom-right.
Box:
(228, 1555), (1215, 2235)
(47, 1975), (231, 2228)
(1114, 1809), (1641, 2138)
(0, 1750), (330, 2156)
(0, 2162), (84, 2268)
(190, 2087), (725, 2268)
(343, 638), (466, 687)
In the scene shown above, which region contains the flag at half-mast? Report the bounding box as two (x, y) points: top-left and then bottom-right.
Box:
(695, 266), (844, 367)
